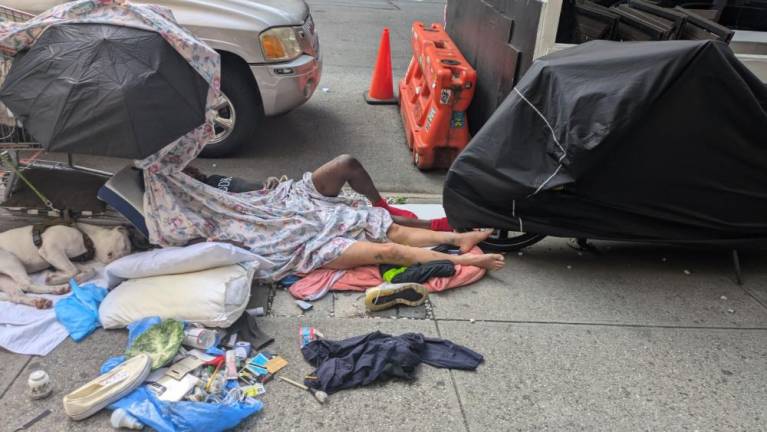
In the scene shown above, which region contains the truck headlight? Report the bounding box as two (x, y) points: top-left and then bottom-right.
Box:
(260, 27), (302, 62)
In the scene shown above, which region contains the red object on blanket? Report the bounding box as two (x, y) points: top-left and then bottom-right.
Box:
(289, 246), (487, 300)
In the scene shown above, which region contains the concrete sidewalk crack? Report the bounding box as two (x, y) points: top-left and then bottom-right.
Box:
(741, 286), (767, 311)
(434, 320), (472, 432)
(0, 355), (32, 400)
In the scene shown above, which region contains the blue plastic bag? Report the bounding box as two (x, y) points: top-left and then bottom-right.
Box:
(110, 386), (262, 432)
(100, 316), (163, 373)
(54, 279), (108, 342)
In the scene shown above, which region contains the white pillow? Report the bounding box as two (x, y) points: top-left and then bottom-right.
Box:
(105, 242), (258, 287)
(99, 264), (254, 329)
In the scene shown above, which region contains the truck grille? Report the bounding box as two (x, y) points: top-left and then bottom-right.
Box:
(303, 14), (315, 36)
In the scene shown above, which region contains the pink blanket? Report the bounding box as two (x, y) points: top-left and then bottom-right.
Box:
(289, 247), (487, 300)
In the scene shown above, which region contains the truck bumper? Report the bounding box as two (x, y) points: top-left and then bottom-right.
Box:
(250, 51), (322, 116)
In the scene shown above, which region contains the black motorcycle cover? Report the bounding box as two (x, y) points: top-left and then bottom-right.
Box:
(443, 40), (767, 243)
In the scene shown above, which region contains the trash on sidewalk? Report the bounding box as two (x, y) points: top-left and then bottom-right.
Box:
(166, 356), (205, 381)
(278, 375), (328, 404)
(266, 356), (289, 374)
(247, 307), (266, 317)
(12, 408), (51, 432)
(27, 370), (52, 400)
(125, 319), (185, 370)
(147, 369), (201, 402)
(235, 341), (252, 359)
(110, 385), (261, 432)
(63, 353), (153, 421)
(300, 326), (324, 348)
(182, 326), (217, 350)
(295, 299), (314, 311)
(68, 312), (284, 430)
(300, 330), (483, 394)
(111, 408), (144, 430)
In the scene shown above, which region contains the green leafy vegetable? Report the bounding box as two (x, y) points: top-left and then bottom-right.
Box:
(125, 319), (184, 369)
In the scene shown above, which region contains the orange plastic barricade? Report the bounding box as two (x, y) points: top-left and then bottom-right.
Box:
(399, 22), (476, 170)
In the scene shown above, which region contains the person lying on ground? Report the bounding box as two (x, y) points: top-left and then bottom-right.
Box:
(178, 155), (504, 273)
(183, 154), (453, 231)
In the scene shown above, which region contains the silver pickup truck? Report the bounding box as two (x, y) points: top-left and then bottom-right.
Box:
(7, 0), (322, 157)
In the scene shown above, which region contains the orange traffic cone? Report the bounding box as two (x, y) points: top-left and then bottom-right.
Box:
(364, 28), (398, 105)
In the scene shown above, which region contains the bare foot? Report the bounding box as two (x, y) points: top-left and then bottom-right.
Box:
(33, 298), (52, 309)
(457, 253), (505, 270)
(454, 230), (492, 253)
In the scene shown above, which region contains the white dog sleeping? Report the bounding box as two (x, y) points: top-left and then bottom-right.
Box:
(0, 223), (132, 309)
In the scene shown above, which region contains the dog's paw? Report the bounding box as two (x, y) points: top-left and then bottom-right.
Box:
(52, 284), (71, 295)
(45, 273), (67, 286)
(33, 298), (53, 309)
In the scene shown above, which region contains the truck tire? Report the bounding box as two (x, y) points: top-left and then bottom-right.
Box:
(200, 58), (263, 158)
(458, 228), (546, 252)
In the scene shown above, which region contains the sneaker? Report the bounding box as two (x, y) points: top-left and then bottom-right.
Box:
(365, 283), (429, 312)
(63, 353), (152, 421)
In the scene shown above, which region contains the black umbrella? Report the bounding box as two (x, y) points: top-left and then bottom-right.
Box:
(0, 23), (210, 159)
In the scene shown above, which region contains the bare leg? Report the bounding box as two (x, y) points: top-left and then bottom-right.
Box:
(386, 223), (490, 253)
(326, 241), (504, 271)
(311, 154), (383, 202)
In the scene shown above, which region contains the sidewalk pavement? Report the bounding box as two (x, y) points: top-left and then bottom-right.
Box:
(2, 237), (766, 431)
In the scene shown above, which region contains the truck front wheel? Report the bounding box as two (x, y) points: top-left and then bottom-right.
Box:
(200, 56), (263, 158)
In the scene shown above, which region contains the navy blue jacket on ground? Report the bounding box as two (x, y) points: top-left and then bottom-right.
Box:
(302, 331), (483, 394)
